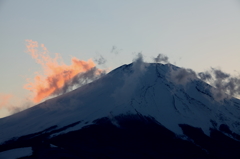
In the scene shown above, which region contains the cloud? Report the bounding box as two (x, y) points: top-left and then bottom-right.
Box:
(170, 66), (240, 101)
(210, 73), (240, 101)
(158, 54), (240, 102)
(56, 67), (106, 95)
(153, 54), (169, 63)
(7, 100), (33, 115)
(169, 68), (197, 85)
(132, 52), (145, 70)
(111, 46), (116, 53)
(110, 45), (122, 54)
(94, 55), (106, 65)
(198, 72), (212, 81)
(0, 93), (12, 109)
(112, 53), (147, 102)
(212, 68), (230, 80)
(24, 39), (104, 103)
(0, 94), (33, 116)
(196, 68), (240, 101)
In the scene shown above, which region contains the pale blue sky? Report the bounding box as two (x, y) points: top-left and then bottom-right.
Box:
(0, 0), (240, 117)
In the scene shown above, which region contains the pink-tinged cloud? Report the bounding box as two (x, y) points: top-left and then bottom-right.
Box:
(0, 93), (12, 109)
(24, 40), (102, 103)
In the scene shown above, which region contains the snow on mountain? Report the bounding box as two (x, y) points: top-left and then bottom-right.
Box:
(1, 62), (240, 147)
(0, 147), (32, 159)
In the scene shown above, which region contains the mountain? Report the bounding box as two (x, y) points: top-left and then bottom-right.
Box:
(1, 62), (240, 159)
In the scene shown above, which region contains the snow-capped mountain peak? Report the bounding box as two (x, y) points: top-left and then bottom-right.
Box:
(1, 62), (240, 158)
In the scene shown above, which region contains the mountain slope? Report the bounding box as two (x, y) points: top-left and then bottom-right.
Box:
(1, 62), (240, 158)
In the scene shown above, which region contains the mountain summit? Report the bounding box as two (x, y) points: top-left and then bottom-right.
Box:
(1, 62), (240, 158)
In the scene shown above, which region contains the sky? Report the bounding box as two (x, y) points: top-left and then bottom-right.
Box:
(0, 0), (240, 118)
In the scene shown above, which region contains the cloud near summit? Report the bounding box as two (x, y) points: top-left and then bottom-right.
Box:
(152, 54), (240, 102)
(24, 40), (105, 103)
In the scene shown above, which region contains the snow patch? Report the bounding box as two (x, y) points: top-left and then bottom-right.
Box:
(0, 147), (32, 159)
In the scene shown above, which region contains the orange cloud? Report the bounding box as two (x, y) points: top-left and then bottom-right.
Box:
(0, 93), (12, 109)
(24, 40), (100, 103)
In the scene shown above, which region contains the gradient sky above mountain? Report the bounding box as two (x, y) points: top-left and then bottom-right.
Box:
(0, 0), (240, 118)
